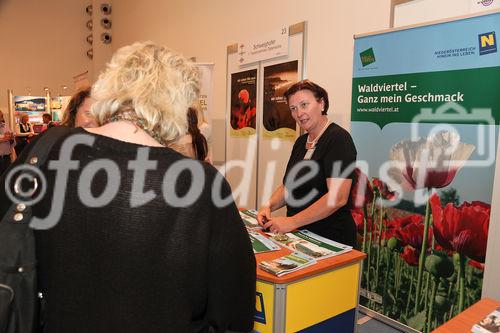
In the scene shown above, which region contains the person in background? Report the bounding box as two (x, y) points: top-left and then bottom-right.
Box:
(172, 106), (210, 162)
(42, 113), (56, 131)
(195, 102), (211, 144)
(257, 79), (358, 248)
(1, 41), (256, 332)
(15, 114), (34, 156)
(61, 86), (98, 128)
(0, 110), (15, 175)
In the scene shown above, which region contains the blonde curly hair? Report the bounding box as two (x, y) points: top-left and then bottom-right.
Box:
(91, 41), (200, 144)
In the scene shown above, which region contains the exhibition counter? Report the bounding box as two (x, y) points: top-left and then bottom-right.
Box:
(253, 242), (366, 332)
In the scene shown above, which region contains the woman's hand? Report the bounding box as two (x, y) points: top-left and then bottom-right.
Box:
(262, 216), (296, 234)
(257, 206), (271, 227)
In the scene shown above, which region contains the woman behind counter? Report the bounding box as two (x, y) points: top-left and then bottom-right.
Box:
(257, 80), (358, 248)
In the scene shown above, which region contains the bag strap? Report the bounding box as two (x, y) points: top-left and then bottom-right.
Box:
(1, 126), (73, 227)
(23, 126), (73, 165)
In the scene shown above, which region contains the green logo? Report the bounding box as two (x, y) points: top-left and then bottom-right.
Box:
(360, 47), (376, 67)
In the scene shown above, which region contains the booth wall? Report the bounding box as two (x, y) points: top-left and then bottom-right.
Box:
(0, 0), (498, 303)
(111, 0), (500, 300)
(90, 0), (114, 82)
(110, 0), (392, 163)
(0, 0), (91, 120)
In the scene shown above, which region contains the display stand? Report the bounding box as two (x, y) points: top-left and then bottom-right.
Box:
(254, 245), (366, 332)
(225, 22), (306, 210)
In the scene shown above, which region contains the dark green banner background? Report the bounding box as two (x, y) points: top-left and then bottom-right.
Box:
(352, 66), (500, 128)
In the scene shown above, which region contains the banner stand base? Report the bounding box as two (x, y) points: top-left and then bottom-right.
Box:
(358, 305), (420, 333)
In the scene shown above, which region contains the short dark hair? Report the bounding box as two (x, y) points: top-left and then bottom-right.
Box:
(42, 113), (52, 121)
(61, 87), (91, 127)
(283, 79), (329, 115)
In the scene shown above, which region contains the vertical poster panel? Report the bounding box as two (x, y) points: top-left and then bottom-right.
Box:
(230, 69), (257, 137)
(197, 63), (215, 161)
(51, 96), (71, 123)
(351, 12), (500, 332)
(262, 60), (298, 140)
(196, 63), (214, 124)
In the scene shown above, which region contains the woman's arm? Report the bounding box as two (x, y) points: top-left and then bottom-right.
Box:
(257, 184), (286, 225)
(262, 177), (352, 234)
(0, 132), (12, 143)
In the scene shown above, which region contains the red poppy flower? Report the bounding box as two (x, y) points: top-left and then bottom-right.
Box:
(351, 168), (374, 208)
(351, 208), (374, 235)
(351, 209), (364, 234)
(386, 214), (423, 231)
(434, 243), (453, 257)
(430, 193), (490, 263)
(372, 178), (397, 201)
(400, 246), (419, 266)
(468, 260), (484, 271)
(395, 218), (432, 250)
(382, 227), (397, 241)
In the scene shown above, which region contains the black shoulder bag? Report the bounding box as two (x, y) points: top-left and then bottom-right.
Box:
(0, 126), (71, 333)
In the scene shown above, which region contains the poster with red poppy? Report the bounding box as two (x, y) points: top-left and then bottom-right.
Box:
(351, 12), (500, 333)
(262, 60), (298, 140)
(230, 69), (257, 137)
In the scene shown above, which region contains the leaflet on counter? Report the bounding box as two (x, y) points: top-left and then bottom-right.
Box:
(239, 209), (262, 229)
(258, 251), (316, 277)
(248, 231), (281, 254)
(471, 307), (500, 333)
(268, 229), (352, 260)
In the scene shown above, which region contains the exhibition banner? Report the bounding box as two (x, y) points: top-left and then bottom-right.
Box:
(230, 69), (258, 137)
(351, 12), (500, 332)
(262, 60), (298, 140)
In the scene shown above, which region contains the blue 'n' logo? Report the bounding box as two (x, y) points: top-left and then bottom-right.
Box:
(478, 31), (497, 55)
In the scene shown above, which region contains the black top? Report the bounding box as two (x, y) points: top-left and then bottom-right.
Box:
(17, 123), (32, 142)
(3, 127), (256, 332)
(283, 123), (358, 247)
(19, 123), (32, 133)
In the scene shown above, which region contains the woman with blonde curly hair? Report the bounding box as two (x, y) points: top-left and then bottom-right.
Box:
(1, 41), (256, 332)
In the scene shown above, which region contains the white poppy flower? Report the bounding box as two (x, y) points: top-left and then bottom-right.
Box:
(388, 131), (475, 191)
